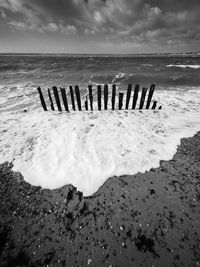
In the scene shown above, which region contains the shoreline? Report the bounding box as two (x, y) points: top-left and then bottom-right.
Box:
(0, 132), (200, 266)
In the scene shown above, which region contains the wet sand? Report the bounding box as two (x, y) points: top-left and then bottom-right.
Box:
(0, 132), (200, 267)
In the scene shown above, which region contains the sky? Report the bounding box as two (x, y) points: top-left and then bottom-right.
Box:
(0, 0), (200, 54)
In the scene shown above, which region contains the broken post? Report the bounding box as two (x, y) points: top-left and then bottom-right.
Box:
(139, 87), (147, 109)
(111, 84), (116, 110)
(146, 84), (155, 109)
(118, 92), (124, 110)
(152, 101), (157, 109)
(60, 87), (69, 112)
(48, 88), (55, 111)
(132, 84), (139, 109)
(75, 85), (82, 111)
(37, 87), (47, 111)
(70, 86), (76, 111)
(125, 84), (132, 110)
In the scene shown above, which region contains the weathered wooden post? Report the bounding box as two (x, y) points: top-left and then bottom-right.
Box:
(37, 87), (47, 111)
(60, 87), (69, 112)
(132, 84), (139, 109)
(48, 88), (55, 111)
(88, 85), (93, 111)
(152, 101), (157, 109)
(139, 87), (147, 109)
(125, 84), (132, 110)
(104, 84), (108, 110)
(75, 85), (82, 111)
(85, 96), (88, 111)
(70, 86), (76, 111)
(111, 84), (116, 110)
(97, 85), (101, 111)
(118, 92), (124, 110)
(146, 84), (155, 109)
(53, 86), (62, 111)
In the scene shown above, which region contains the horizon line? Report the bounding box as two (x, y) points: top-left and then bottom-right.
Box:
(0, 51), (199, 55)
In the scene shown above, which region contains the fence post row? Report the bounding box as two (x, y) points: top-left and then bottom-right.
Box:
(37, 84), (162, 112)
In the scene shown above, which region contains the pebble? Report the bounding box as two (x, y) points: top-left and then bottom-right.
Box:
(87, 258), (92, 265)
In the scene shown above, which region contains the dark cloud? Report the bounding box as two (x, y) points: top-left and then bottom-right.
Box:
(0, 0), (200, 53)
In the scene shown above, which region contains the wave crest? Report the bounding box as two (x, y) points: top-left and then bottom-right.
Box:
(167, 64), (200, 69)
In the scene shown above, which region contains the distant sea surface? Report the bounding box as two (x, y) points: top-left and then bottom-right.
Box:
(1, 54), (200, 90)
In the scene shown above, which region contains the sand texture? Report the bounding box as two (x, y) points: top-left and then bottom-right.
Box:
(0, 132), (200, 266)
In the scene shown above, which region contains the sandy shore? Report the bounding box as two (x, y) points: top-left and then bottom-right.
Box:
(0, 132), (200, 267)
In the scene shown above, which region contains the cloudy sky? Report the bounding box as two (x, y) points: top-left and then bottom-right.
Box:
(0, 0), (200, 53)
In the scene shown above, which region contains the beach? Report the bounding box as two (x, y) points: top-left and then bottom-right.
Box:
(1, 0), (200, 265)
(0, 54), (200, 266)
(0, 131), (200, 266)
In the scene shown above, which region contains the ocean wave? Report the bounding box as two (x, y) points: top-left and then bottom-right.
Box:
(142, 64), (153, 67)
(167, 64), (200, 69)
(0, 89), (200, 196)
(89, 74), (114, 84)
(88, 71), (200, 87)
(112, 72), (131, 83)
(88, 72), (135, 85)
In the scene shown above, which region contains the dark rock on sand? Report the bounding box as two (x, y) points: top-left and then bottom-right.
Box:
(0, 132), (200, 266)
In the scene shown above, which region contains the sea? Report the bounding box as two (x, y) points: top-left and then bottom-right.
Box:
(0, 54), (200, 196)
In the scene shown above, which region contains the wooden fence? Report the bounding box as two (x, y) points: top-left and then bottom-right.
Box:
(37, 84), (162, 112)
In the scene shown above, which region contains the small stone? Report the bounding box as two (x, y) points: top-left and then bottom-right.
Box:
(87, 258), (92, 265)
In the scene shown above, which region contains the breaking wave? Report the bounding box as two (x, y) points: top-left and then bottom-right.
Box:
(167, 64), (200, 69)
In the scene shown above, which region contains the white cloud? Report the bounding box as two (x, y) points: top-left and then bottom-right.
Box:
(41, 22), (77, 35)
(44, 22), (58, 32)
(94, 11), (104, 24)
(0, 0), (24, 13)
(0, 0), (77, 36)
(0, 0), (42, 30)
(84, 28), (95, 35)
(60, 25), (77, 35)
(1, 0), (200, 52)
(1, 9), (6, 18)
(151, 7), (162, 16)
(8, 20), (30, 31)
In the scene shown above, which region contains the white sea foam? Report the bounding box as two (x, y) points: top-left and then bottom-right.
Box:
(112, 72), (130, 83)
(0, 88), (200, 196)
(167, 64), (200, 69)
